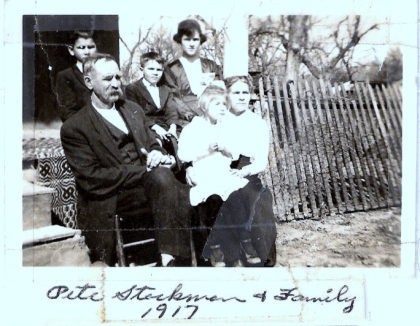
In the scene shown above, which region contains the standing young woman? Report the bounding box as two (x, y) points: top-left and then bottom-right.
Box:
(165, 19), (221, 126)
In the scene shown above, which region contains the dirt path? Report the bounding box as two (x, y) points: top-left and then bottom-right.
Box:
(275, 208), (401, 267)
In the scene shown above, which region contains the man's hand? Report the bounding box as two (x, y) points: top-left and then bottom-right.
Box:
(160, 155), (176, 169)
(185, 166), (197, 186)
(141, 148), (175, 171)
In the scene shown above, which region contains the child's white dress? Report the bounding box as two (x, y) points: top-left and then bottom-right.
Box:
(177, 116), (249, 206)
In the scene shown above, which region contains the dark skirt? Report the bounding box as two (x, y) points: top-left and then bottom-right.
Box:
(201, 174), (277, 265)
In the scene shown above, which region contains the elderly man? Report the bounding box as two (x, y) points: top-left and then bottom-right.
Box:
(61, 53), (192, 267)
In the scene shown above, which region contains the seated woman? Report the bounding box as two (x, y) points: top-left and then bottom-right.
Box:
(177, 85), (248, 207)
(180, 77), (277, 267)
(164, 19), (221, 125)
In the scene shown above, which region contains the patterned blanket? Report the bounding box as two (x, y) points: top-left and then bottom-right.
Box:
(23, 137), (78, 229)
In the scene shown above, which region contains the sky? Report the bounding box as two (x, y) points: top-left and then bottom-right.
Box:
(118, 13), (403, 72)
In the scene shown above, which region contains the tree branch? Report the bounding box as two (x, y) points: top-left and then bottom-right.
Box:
(329, 16), (378, 68)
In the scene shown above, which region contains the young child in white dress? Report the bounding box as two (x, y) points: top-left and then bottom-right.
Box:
(177, 85), (248, 206)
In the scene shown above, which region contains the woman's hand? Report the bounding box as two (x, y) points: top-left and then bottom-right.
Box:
(230, 167), (251, 178)
(152, 124), (170, 141)
(200, 72), (215, 87)
(209, 142), (218, 151)
(185, 166), (197, 186)
(209, 142), (233, 158)
(167, 124), (178, 140)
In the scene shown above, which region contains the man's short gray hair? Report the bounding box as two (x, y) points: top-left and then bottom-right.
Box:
(83, 53), (117, 77)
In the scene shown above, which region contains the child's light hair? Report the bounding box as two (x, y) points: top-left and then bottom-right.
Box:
(198, 85), (226, 114)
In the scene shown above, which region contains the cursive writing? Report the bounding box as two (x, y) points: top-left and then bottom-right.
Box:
(112, 283), (246, 303)
(45, 283), (357, 315)
(273, 285), (356, 313)
(47, 284), (103, 301)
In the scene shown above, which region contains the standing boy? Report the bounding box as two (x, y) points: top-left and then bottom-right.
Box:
(56, 31), (97, 122)
(126, 52), (185, 144)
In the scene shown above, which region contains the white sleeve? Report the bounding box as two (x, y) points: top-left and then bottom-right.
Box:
(177, 119), (211, 163)
(244, 115), (270, 175)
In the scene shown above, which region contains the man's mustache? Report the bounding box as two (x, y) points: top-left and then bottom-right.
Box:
(110, 89), (123, 97)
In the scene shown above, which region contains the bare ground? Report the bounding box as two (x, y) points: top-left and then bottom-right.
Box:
(274, 207), (401, 268)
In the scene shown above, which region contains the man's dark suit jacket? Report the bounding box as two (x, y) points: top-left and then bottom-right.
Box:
(164, 58), (221, 122)
(56, 64), (91, 122)
(125, 79), (181, 129)
(60, 99), (166, 254)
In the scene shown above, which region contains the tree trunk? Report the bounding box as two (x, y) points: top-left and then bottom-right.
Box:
(284, 16), (309, 81)
(285, 50), (300, 82)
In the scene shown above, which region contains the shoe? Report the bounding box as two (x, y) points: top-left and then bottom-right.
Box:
(264, 242), (277, 267)
(156, 256), (176, 267)
(233, 259), (244, 267)
(240, 239), (261, 264)
(197, 258), (212, 267)
(156, 255), (191, 267)
(174, 256), (192, 267)
(90, 261), (109, 267)
(164, 259), (176, 267)
(210, 245), (225, 267)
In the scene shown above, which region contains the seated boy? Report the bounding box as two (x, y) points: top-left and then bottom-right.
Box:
(55, 30), (97, 122)
(125, 52), (185, 145)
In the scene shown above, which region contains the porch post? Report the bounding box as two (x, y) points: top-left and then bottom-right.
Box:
(223, 13), (249, 78)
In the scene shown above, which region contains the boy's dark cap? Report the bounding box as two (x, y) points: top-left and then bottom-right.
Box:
(173, 19), (207, 44)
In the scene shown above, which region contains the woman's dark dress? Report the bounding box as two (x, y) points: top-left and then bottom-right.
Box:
(200, 156), (277, 266)
(164, 58), (221, 123)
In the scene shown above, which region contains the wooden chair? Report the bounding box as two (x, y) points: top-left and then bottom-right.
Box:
(115, 211), (197, 267)
(114, 209), (157, 267)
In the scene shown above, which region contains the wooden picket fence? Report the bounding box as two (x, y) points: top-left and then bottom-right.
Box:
(255, 77), (402, 221)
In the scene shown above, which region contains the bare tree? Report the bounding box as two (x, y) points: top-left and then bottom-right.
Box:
(119, 24), (157, 84)
(144, 24), (180, 63)
(248, 15), (288, 75)
(249, 15), (379, 81)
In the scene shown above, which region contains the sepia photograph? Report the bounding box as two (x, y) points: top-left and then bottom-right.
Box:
(22, 13), (401, 269)
(2, 0), (418, 324)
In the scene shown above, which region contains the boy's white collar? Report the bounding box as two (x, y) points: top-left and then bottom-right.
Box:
(76, 61), (83, 73)
(142, 77), (157, 87)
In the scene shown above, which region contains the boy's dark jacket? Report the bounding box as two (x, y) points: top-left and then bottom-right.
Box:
(56, 64), (91, 122)
(125, 79), (181, 128)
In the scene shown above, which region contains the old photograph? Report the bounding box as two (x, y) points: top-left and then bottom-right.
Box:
(22, 13), (401, 269)
(2, 0), (418, 324)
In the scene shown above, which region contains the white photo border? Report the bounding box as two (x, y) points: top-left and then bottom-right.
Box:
(1, 0), (419, 325)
